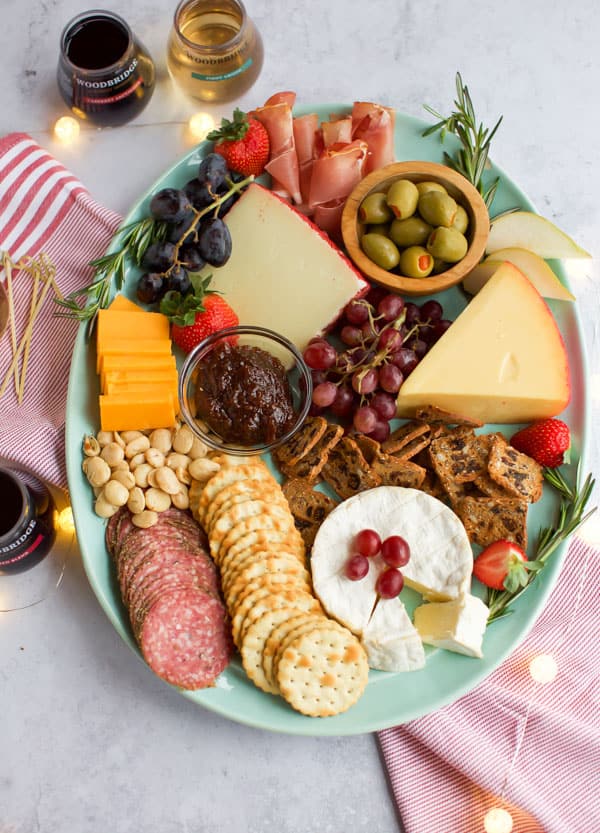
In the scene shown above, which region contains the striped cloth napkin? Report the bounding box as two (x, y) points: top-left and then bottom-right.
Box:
(378, 536), (600, 833)
(0, 133), (121, 488)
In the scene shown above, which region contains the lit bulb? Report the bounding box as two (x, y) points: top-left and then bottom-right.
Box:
(54, 116), (80, 143)
(188, 112), (215, 141)
(529, 653), (558, 684)
(57, 506), (75, 534)
(484, 807), (513, 833)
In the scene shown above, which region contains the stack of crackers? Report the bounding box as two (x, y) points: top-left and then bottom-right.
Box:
(275, 407), (543, 551)
(189, 457), (369, 717)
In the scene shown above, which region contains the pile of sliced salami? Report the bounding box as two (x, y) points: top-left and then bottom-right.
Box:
(106, 506), (233, 690)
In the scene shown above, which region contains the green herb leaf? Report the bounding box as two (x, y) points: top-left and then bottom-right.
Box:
(423, 72), (503, 211)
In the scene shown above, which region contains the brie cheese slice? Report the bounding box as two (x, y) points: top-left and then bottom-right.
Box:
(413, 594), (489, 658)
(362, 597), (425, 672)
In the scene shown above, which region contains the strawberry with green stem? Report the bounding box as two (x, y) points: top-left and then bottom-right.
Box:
(208, 109), (270, 177)
(160, 274), (239, 354)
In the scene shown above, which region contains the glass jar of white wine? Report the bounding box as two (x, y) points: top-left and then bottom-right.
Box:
(167, 0), (263, 103)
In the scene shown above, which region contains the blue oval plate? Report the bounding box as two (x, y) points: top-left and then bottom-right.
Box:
(65, 105), (589, 736)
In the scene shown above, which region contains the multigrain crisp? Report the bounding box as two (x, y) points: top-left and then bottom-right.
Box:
(457, 495), (529, 549)
(428, 432), (493, 485)
(415, 405), (484, 427)
(279, 422), (344, 481)
(274, 415), (327, 468)
(487, 435), (543, 503)
(320, 436), (382, 500)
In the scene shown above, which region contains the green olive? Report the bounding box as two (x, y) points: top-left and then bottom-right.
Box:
(432, 257), (449, 274)
(389, 216), (432, 248)
(386, 179), (419, 219)
(415, 180), (448, 198)
(359, 192), (393, 224)
(366, 221), (392, 237)
(426, 226), (469, 263)
(399, 245), (434, 278)
(418, 190), (458, 227)
(361, 233), (400, 270)
(452, 204), (469, 234)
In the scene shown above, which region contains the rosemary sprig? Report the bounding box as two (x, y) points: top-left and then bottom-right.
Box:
(54, 217), (168, 324)
(487, 465), (597, 623)
(423, 72), (503, 210)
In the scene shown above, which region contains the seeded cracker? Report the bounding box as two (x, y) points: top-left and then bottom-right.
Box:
(415, 405), (484, 427)
(428, 432), (493, 485)
(321, 436), (382, 499)
(274, 415), (328, 468)
(276, 624), (369, 717)
(381, 420), (431, 454)
(457, 496), (528, 549)
(279, 422), (344, 481)
(487, 435), (543, 503)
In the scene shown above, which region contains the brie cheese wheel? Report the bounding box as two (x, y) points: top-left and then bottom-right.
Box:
(413, 594), (489, 658)
(396, 261), (570, 423)
(202, 183), (368, 355)
(311, 486), (473, 638)
(362, 597), (425, 672)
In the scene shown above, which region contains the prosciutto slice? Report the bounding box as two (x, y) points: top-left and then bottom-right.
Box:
(253, 94), (302, 204)
(292, 113), (320, 205)
(321, 116), (353, 148)
(351, 101), (395, 174)
(308, 140), (368, 242)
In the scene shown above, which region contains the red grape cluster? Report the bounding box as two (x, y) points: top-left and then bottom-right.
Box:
(302, 286), (452, 441)
(345, 528), (411, 598)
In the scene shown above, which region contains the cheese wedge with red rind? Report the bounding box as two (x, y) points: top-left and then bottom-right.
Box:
(200, 183), (368, 353)
(396, 262), (570, 423)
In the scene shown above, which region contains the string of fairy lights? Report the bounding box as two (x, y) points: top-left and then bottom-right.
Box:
(25, 113), (597, 833)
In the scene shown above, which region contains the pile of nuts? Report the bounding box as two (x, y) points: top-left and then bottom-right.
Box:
(82, 423), (220, 528)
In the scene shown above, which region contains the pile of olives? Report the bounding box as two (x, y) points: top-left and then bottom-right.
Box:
(358, 178), (470, 278)
(136, 153), (248, 305)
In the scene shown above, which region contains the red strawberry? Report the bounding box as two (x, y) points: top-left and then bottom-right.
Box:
(160, 275), (239, 354)
(510, 418), (570, 468)
(473, 540), (536, 592)
(207, 109), (270, 177)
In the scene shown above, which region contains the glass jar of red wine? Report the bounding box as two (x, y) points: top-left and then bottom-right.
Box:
(57, 10), (155, 127)
(0, 468), (56, 575)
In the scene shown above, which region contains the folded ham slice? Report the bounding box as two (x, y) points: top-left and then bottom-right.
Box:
(352, 101), (395, 174)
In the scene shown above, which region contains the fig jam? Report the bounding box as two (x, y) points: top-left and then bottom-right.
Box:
(194, 342), (295, 444)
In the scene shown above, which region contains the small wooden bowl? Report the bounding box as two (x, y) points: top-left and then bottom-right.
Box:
(341, 161), (490, 296)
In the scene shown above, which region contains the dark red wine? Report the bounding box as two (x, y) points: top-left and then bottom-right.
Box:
(65, 16), (130, 70)
(0, 469), (56, 575)
(57, 11), (155, 127)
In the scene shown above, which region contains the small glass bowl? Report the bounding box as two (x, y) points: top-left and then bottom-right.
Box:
(178, 325), (312, 457)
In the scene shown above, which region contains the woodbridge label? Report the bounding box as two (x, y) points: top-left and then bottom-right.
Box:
(75, 58), (138, 88)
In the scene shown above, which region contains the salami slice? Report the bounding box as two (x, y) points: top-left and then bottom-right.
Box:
(139, 587), (233, 689)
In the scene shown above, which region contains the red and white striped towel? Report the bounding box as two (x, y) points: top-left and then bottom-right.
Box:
(378, 536), (600, 833)
(0, 133), (121, 487)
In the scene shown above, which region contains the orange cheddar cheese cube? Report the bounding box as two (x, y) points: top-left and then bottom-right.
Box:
(97, 309), (170, 353)
(96, 340), (172, 374)
(99, 393), (176, 431)
(99, 354), (177, 384)
(107, 295), (145, 313)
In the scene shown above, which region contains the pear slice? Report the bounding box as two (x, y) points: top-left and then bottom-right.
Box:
(486, 211), (591, 259)
(463, 248), (575, 301)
